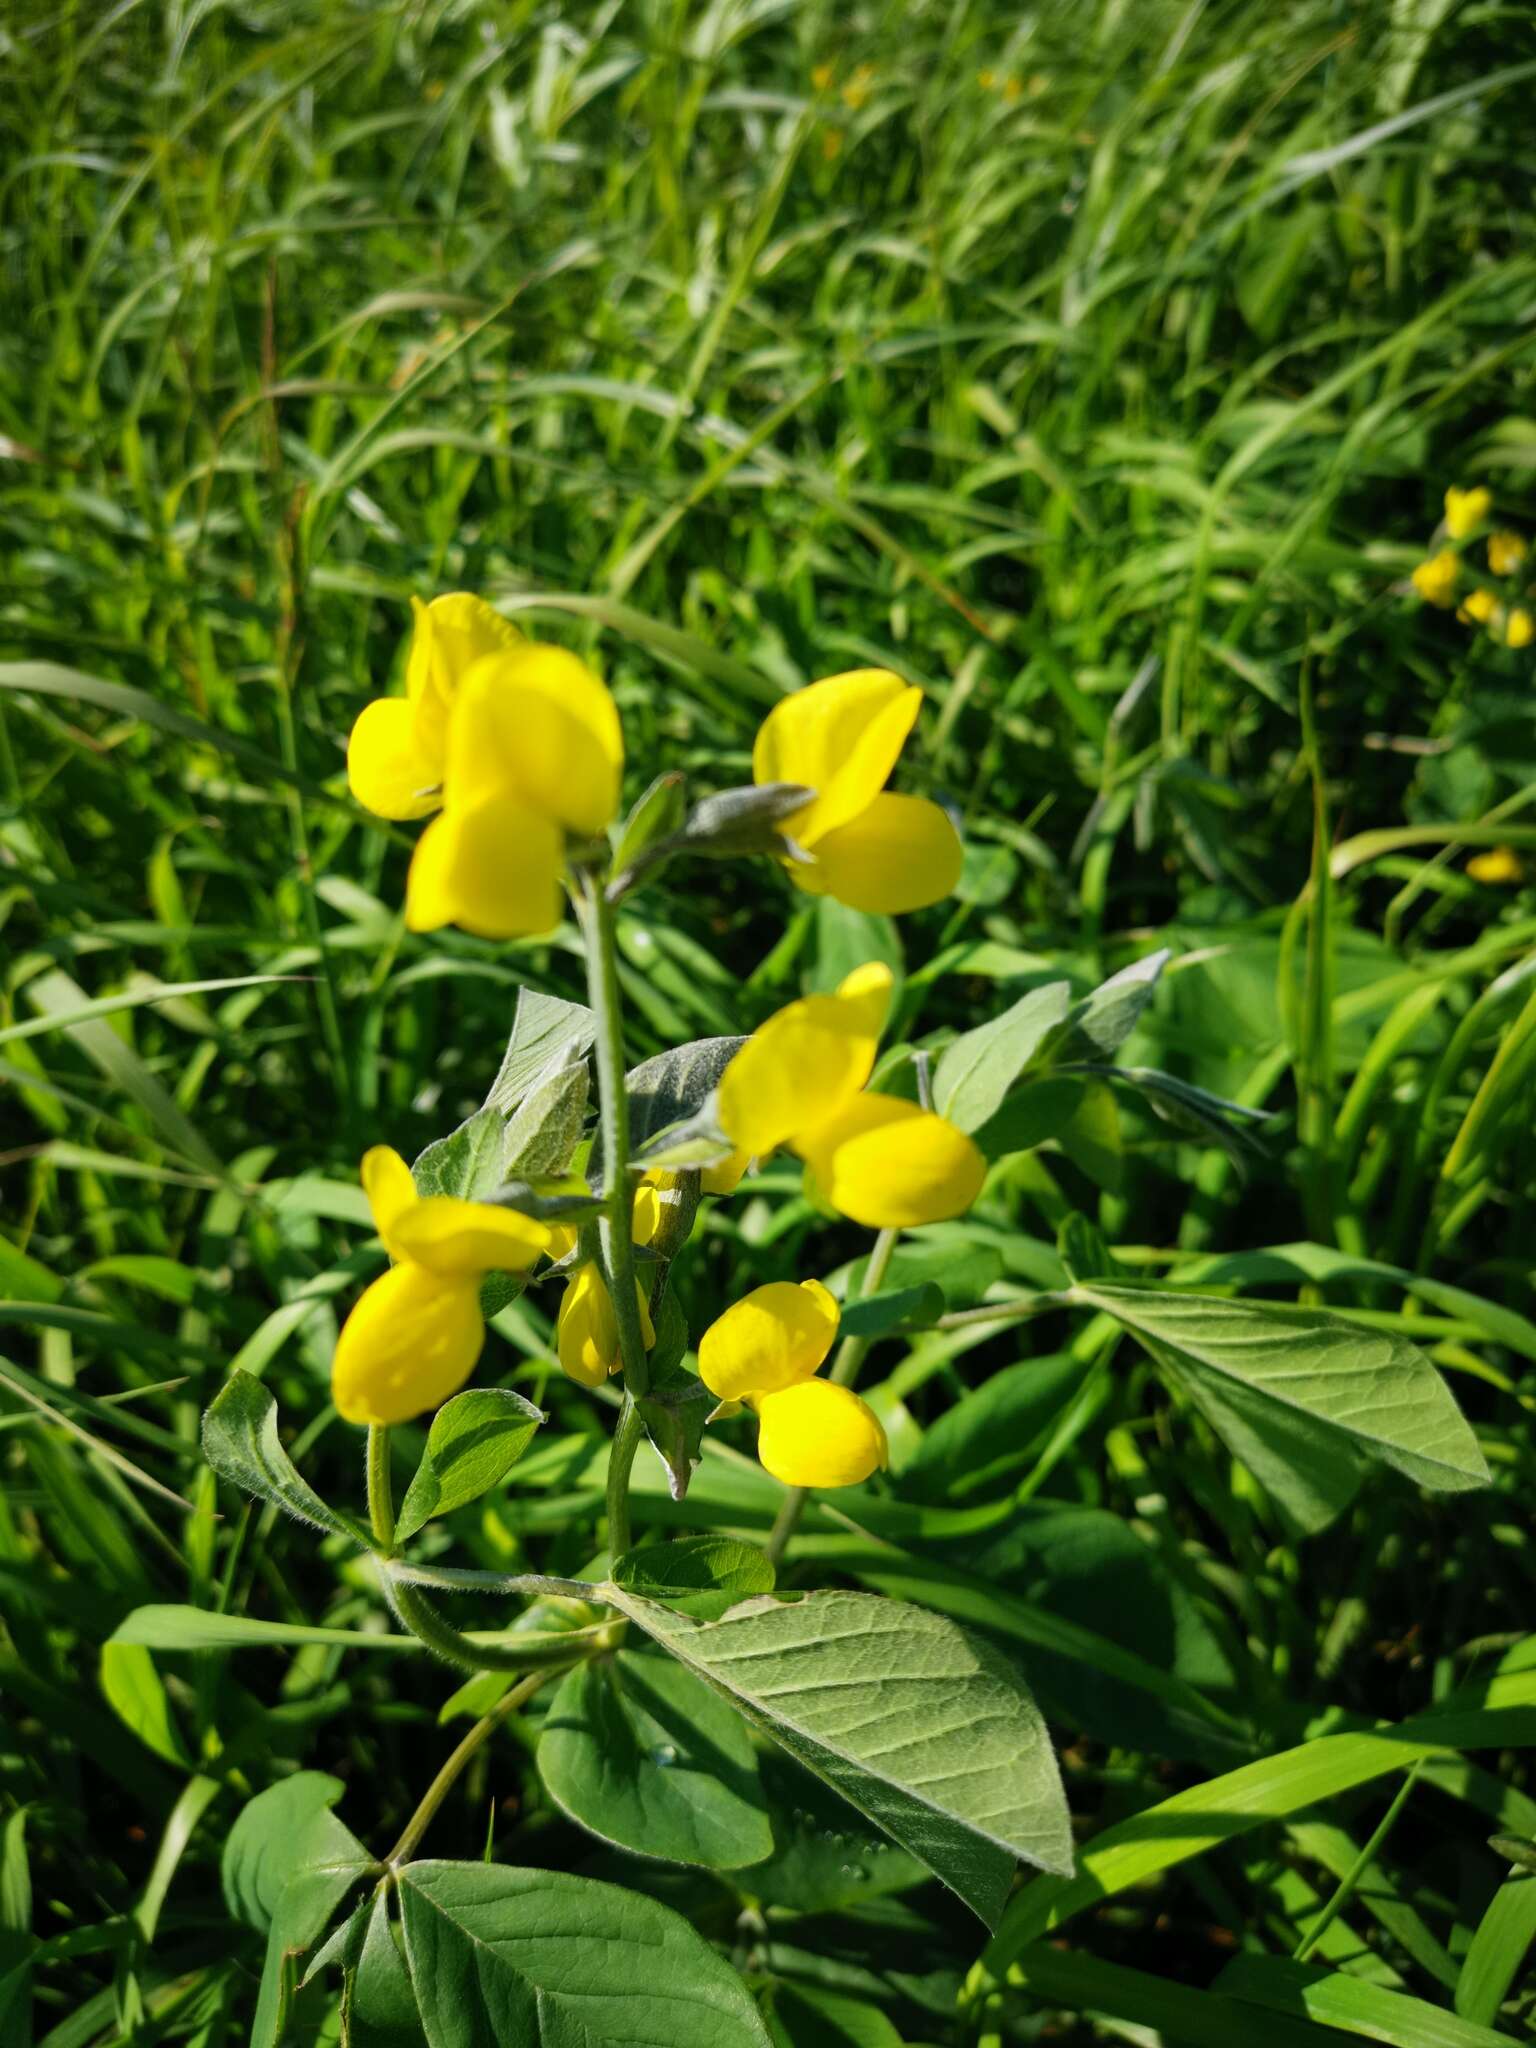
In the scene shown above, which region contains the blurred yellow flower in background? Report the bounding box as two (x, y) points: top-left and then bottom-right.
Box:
(1489, 531), (1528, 576)
(1444, 485), (1492, 540)
(1467, 847), (1524, 885)
(1411, 551), (1459, 608)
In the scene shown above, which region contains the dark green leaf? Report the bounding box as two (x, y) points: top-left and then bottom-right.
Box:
(201, 1370), (367, 1546)
(838, 1281), (946, 1340)
(611, 770), (688, 883)
(624, 1037), (748, 1149)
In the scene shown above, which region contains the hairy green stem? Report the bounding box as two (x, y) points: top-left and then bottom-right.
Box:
(935, 1290), (1078, 1331)
(765, 1227), (899, 1567)
(578, 872), (652, 1397)
(366, 1423), (395, 1552)
(384, 1666), (557, 1868)
(606, 1393), (644, 1562)
(389, 1578), (603, 1673)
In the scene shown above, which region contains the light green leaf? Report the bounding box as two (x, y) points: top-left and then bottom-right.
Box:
(411, 1106), (510, 1202)
(394, 1387), (545, 1544)
(932, 982), (1070, 1133)
(1217, 1954), (1510, 2048)
(609, 1587), (1072, 1925)
(1076, 1283), (1490, 1495)
(613, 1535), (775, 1618)
(837, 1280), (946, 1341)
(201, 1370), (370, 1545)
(483, 987), (596, 1114)
(500, 1060), (589, 1177)
(539, 1643), (774, 1869)
(99, 1642), (192, 1769)
(1456, 1869), (1536, 2026)
(1060, 948), (1169, 1056)
(749, 1750), (928, 1915)
(396, 1860), (773, 2046)
(112, 1607), (413, 1652)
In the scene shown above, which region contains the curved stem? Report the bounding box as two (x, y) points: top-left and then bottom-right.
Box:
(385, 1666), (557, 1867)
(765, 1227), (899, 1567)
(606, 1393), (644, 1561)
(578, 872), (651, 1397)
(390, 1578), (603, 1674)
(366, 1423), (395, 1552)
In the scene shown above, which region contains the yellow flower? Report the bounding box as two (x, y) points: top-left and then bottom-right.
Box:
(977, 68), (996, 89)
(1508, 608), (1534, 650)
(1411, 551), (1458, 609)
(347, 595), (523, 820)
(717, 961), (986, 1227)
(811, 60), (834, 90)
(1444, 485), (1492, 540)
(1489, 531), (1528, 576)
(1467, 847), (1524, 886)
(332, 1146), (549, 1425)
(696, 1280), (887, 1487)
(701, 1147), (752, 1196)
(698, 1279), (839, 1402)
(756, 1379), (888, 1488)
(842, 63), (874, 108)
(405, 643), (624, 939)
(753, 670), (963, 913)
(556, 1261), (656, 1388)
(1458, 587), (1498, 626)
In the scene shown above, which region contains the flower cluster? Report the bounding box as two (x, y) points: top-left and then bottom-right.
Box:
(698, 1280), (888, 1487)
(1410, 486), (1532, 649)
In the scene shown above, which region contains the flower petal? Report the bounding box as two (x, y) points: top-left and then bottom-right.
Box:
(360, 1145), (417, 1259)
(1444, 486), (1491, 542)
(404, 798), (566, 939)
(717, 961), (893, 1159)
(753, 670), (921, 847)
(406, 594), (524, 764)
(700, 1146), (752, 1196)
(797, 1092), (986, 1228)
(332, 1262), (484, 1425)
(697, 1279), (839, 1401)
(556, 1263), (656, 1386)
(347, 697), (441, 820)
(789, 791), (963, 914)
(446, 646), (623, 836)
(754, 1379), (888, 1488)
(390, 1197), (549, 1277)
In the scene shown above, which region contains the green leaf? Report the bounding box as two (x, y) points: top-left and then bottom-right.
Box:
(112, 1608), (413, 1652)
(412, 1105), (511, 1202)
(613, 1535), (776, 1618)
(838, 1281), (946, 1341)
(899, 1354), (1086, 1505)
(483, 987), (597, 1115)
(98, 1642), (192, 1769)
(1005, 1942), (1355, 2048)
(1076, 1283), (1490, 1495)
(1059, 948), (1169, 1057)
(608, 1587), (1072, 1925)
(201, 1370), (369, 1546)
(611, 770), (688, 883)
(932, 982), (1070, 1133)
(539, 1643), (774, 1869)
(973, 1075), (1087, 1162)
(223, 1774), (373, 2048)
(748, 1750), (928, 1914)
(395, 1387), (545, 1544)
(768, 1981), (904, 2048)
(500, 1060), (589, 1178)
(682, 781), (813, 858)
(1216, 1954), (1511, 2048)
(623, 1036), (748, 1150)
(1456, 1870), (1536, 2025)
(396, 1859), (772, 2046)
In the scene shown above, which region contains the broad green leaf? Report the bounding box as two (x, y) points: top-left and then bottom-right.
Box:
(539, 1643), (773, 1869)
(1216, 1954), (1510, 2048)
(113, 1607), (414, 1652)
(1057, 1078), (1123, 1191)
(624, 1035), (748, 1149)
(932, 982), (1070, 1132)
(306, 1892), (419, 2046)
(609, 1587), (1072, 1924)
(223, 1774), (374, 2048)
(1059, 948), (1169, 1057)
(482, 987), (597, 1114)
(613, 1535), (775, 1618)
(838, 1281), (945, 1341)
(98, 1642), (192, 1769)
(395, 1387), (545, 1544)
(635, 1306), (713, 1502)
(201, 1370), (369, 1545)
(1456, 1870), (1536, 2026)
(1076, 1284), (1490, 1495)
(973, 1075), (1087, 1162)
(768, 1981), (903, 2048)
(412, 1105), (510, 1202)
(396, 1859), (772, 2046)
(1004, 1942), (1353, 2048)
(748, 1750), (928, 1914)
(500, 1059), (588, 1177)
(900, 1354), (1086, 1505)
(1174, 1357), (1366, 1537)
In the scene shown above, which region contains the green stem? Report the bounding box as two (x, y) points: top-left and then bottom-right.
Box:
(935, 1290), (1078, 1331)
(606, 1393), (644, 1561)
(384, 1667), (555, 1867)
(765, 1227), (899, 1568)
(1293, 1759), (1423, 1963)
(578, 872), (652, 1397)
(366, 1423), (395, 1552)
(390, 1579), (602, 1674)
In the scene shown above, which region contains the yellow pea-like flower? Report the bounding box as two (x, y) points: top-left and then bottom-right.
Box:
(697, 1279), (839, 1402)
(754, 1379), (889, 1488)
(332, 1145), (550, 1425)
(796, 1092), (987, 1229)
(700, 1146), (752, 1196)
(346, 595), (522, 820)
(1467, 847), (1524, 886)
(718, 961), (892, 1160)
(405, 796), (566, 939)
(1489, 531), (1528, 576)
(753, 670), (963, 913)
(1457, 587), (1499, 627)
(1444, 485), (1492, 540)
(1508, 608), (1534, 650)
(1411, 551), (1458, 609)
(556, 1262), (656, 1388)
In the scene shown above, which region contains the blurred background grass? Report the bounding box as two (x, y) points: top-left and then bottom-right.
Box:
(5, 0), (1536, 2040)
